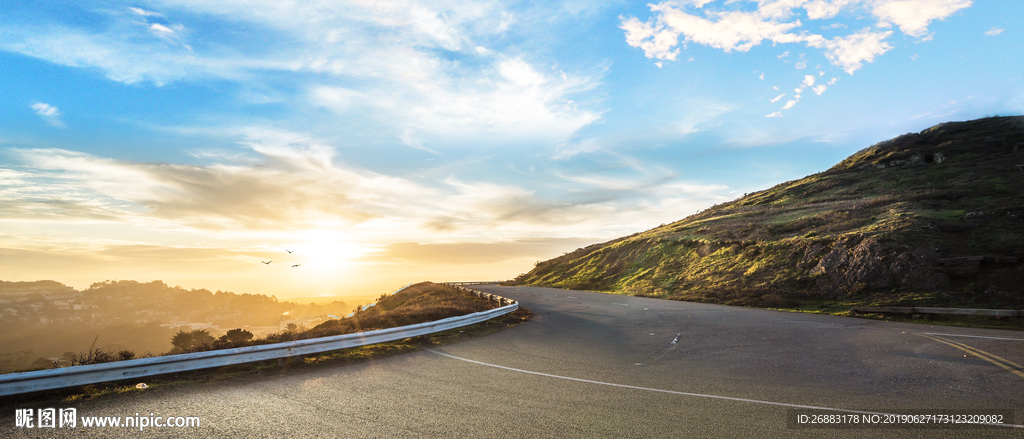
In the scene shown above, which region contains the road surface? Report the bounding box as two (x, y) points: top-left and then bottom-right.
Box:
(4, 285), (1023, 437)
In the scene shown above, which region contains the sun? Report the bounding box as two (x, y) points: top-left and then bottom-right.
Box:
(287, 230), (374, 274)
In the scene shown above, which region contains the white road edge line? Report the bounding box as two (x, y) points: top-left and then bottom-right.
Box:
(923, 333), (1024, 341)
(426, 349), (1024, 429)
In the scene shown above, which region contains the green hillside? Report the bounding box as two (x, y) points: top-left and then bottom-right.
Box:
(510, 116), (1024, 311)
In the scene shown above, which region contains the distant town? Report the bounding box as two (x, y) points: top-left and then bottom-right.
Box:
(0, 280), (352, 373)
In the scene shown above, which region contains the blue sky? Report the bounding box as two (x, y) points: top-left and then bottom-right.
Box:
(1, 0), (1021, 299)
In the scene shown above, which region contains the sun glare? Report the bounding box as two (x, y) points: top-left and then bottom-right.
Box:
(287, 230), (375, 274)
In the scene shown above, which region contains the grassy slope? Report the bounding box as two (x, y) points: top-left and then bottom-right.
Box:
(511, 116), (1024, 313)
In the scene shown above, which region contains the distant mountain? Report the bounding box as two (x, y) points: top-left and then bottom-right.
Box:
(511, 116), (1024, 310)
(0, 280), (73, 294)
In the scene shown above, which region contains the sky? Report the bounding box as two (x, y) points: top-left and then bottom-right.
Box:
(1, 0), (1021, 300)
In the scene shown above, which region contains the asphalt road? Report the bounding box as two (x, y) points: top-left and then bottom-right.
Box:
(4, 285), (1024, 438)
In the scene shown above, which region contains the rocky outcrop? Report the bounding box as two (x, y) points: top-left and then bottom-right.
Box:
(806, 235), (948, 294)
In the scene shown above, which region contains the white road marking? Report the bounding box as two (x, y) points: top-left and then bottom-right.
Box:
(924, 333), (1024, 341)
(671, 333), (682, 345)
(614, 303), (629, 307)
(426, 349), (1024, 428)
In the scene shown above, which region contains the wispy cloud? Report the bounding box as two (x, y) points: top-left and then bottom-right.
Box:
(129, 7), (162, 17)
(3, 128), (731, 241)
(985, 27), (1004, 36)
(0, 1), (603, 148)
(310, 57), (601, 150)
(31, 102), (65, 128)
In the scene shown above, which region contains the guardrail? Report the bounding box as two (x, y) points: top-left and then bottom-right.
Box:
(852, 306), (1023, 317)
(447, 284), (515, 306)
(0, 285), (518, 396)
(446, 281), (505, 286)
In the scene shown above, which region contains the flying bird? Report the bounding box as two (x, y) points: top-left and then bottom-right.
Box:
(261, 260), (272, 265)
(291, 264), (301, 268)
(285, 249), (294, 253)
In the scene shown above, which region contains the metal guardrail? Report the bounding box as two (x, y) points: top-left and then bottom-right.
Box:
(447, 284), (515, 306)
(852, 306), (1023, 317)
(446, 281), (505, 286)
(0, 285), (518, 396)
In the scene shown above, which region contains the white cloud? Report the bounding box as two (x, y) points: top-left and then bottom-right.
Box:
(620, 16), (680, 61)
(31, 102), (65, 128)
(311, 56), (601, 150)
(985, 27), (1004, 36)
(622, 0), (968, 75)
(813, 84), (827, 95)
(31, 102), (59, 117)
(129, 7), (161, 17)
(806, 29), (893, 74)
(805, 0), (855, 20)
(646, 3), (803, 53)
(765, 111), (783, 118)
(872, 0), (972, 39)
(551, 138), (603, 160)
(770, 93), (786, 103)
(795, 53), (809, 70)
(782, 100), (797, 109)
(802, 75), (816, 87)
(150, 23), (175, 35)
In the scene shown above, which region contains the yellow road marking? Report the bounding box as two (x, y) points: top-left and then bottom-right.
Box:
(916, 333), (1024, 380)
(932, 335), (1024, 370)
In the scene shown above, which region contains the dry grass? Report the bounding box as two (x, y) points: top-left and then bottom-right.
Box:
(298, 282), (495, 338)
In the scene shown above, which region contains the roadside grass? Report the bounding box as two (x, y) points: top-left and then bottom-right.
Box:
(764, 302), (1024, 331)
(0, 287), (532, 410)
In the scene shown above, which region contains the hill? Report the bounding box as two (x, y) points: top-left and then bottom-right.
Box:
(510, 116), (1024, 311)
